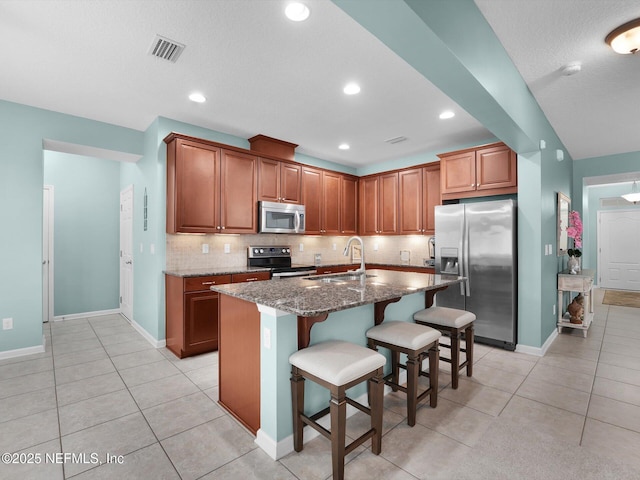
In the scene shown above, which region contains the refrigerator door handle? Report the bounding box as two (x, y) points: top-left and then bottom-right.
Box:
(464, 220), (471, 297)
(459, 214), (466, 296)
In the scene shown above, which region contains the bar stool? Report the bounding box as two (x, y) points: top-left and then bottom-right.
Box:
(289, 340), (386, 480)
(366, 321), (441, 426)
(413, 307), (476, 389)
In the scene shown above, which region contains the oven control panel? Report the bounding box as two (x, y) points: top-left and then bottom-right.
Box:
(248, 246), (291, 258)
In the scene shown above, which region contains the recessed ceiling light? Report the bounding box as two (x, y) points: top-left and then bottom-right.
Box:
(189, 93), (206, 103)
(285, 2), (310, 22)
(343, 82), (361, 95)
(338, 143), (350, 150)
(439, 110), (455, 119)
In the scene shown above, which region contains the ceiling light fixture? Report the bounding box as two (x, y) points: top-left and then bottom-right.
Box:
(439, 110), (455, 119)
(605, 18), (640, 54)
(285, 2), (310, 22)
(343, 83), (360, 95)
(338, 143), (350, 150)
(622, 181), (640, 204)
(189, 93), (206, 103)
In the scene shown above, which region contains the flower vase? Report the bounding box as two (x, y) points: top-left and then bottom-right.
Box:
(567, 255), (580, 274)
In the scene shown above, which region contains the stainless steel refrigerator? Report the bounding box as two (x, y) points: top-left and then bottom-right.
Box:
(435, 199), (517, 350)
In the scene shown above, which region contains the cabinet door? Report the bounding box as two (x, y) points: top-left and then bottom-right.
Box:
(220, 150), (257, 233)
(322, 171), (341, 234)
(423, 164), (440, 234)
(341, 176), (358, 235)
(476, 145), (517, 191)
(171, 140), (220, 233)
(302, 167), (322, 234)
(280, 163), (302, 204)
(398, 168), (423, 234)
(379, 172), (398, 234)
(184, 291), (219, 355)
(359, 176), (379, 235)
(440, 151), (476, 194)
(257, 157), (280, 203)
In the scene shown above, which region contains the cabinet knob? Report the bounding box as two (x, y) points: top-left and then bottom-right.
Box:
(221, 226), (225, 230)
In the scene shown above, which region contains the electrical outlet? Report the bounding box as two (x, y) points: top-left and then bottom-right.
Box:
(299, 243), (304, 252)
(140, 243), (144, 253)
(552, 304), (556, 315)
(2, 318), (13, 330)
(150, 244), (155, 255)
(332, 243), (336, 251)
(223, 243), (230, 254)
(202, 244), (209, 254)
(373, 243), (379, 251)
(264, 327), (271, 349)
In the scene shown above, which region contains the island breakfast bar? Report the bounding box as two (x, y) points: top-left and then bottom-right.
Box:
(210, 269), (464, 460)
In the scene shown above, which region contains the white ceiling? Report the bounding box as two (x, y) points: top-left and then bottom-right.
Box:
(1, 0), (639, 170)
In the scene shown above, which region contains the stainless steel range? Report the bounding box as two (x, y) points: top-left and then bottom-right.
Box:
(247, 246), (316, 278)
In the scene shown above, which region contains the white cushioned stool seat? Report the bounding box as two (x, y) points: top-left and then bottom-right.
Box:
(289, 340), (386, 386)
(413, 306), (476, 327)
(366, 321), (441, 350)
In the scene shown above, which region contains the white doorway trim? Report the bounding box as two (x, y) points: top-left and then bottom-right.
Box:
(120, 185), (134, 321)
(43, 185), (54, 323)
(597, 208), (640, 291)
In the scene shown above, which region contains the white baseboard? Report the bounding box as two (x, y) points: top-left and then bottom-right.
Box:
(256, 376), (406, 460)
(515, 328), (558, 357)
(130, 318), (166, 349)
(0, 336), (46, 361)
(53, 308), (121, 322)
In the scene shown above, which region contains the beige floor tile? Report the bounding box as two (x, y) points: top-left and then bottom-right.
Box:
(61, 412), (156, 477)
(50, 329), (97, 344)
(118, 359), (182, 388)
(537, 352), (598, 375)
(88, 314), (130, 326)
(602, 341), (640, 359)
(51, 337), (104, 356)
(475, 352), (536, 376)
(592, 376), (640, 406)
(439, 378), (512, 416)
(603, 333), (640, 348)
(415, 396), (494, 446)
(103, 339), (154, 357)
(171, 351), (219, 372)
(128, 373), (199, 409)
(54, 358), (115, 385)
(0, 371), (55, 400)
(342, 450), (417, 480)
(527, 362), (594, 393)
(345, 405), (405, 442)
(99, 331), (143, 346)
(605, 326), (640, 340)
(596, 362), (640, 387)
(2, 439), (64, 480)
(582, 418), (640, 473)
(70, 442), (180, 480)
(161, 415), (255, 480)
(0, 357), (53, 381)
(58, 389), (139, 435)
(52, 347), (108, 369)
(142, 391), (225, 440)
(92, 324), (136, 338)
(0, 408), (60, 454)
(56, 372), (125, 407)
(377, 422), (471, 479)
(599, 351), (640, 371)
(200, 447), (298, 480)
(0, 387), (56, 423)
(516, 375), (590, 415)
(110, 348), (166, 370)
(184, 364), (219, 390)
(468, 363), (526, 393)
(588, 393), (640, 433)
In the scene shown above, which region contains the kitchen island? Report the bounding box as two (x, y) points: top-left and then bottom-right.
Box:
(211, 269), (463, 459)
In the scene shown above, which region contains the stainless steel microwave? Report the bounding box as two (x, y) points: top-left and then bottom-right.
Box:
(258, 201), (305, 234)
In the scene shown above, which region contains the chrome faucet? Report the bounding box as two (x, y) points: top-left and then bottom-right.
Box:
(343, 236), (365, 275)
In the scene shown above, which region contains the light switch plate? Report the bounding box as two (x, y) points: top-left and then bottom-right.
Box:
(202, 244), (209, 254)
(299, 243), (304, 252)
(223, 244), (230, 254)
(2, 318), (13, 330)
(150, 244), (155, 255)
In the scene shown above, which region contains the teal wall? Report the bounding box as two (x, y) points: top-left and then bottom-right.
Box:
(0, 99), (143, 353)
(43, 151), (120, 316)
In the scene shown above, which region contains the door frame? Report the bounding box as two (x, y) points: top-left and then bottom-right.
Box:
(597, 208), (640, 290)
(43, 185), (54, 323)
(120, 185), (134, 321)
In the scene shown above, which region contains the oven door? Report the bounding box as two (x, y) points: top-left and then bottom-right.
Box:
(259, 201), (305, 234)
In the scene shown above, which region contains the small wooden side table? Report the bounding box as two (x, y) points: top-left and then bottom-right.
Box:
(557, 269), (595, 338)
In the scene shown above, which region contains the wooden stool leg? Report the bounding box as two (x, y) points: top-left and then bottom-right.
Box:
(330, 388), (347, 480)
(428, 343), (439, 407)
(369, 368), (384, 455)
(450, 329), (460, 389)
(391, 349), (400, 392)
(406, 352), (419, 426)
(291, 368), (305, 452)
(465, 324), (474, 378)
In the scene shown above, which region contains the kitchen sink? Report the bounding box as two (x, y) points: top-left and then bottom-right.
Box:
(303, 273), (376, 283)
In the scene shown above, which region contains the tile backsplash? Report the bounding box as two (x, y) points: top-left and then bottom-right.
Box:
(166, 234), (435, 270)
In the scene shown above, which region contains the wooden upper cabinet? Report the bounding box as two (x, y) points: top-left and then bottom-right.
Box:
(167, 138), (221, 234)
(165, 134), (257, 234)
(359, 176), (379, 235)
(379, 172), (398, 234)
(257, 158), (301, 204)
(399, 168), (423, 235)
(341, 175), (358, 235)
(439, 142), (517, 200)
(220, 150), (257, 233)
(359, 173), (398, 235)
(322, 171), (341, 234)
(302, 166), (323, 234)
(423, 164), (441, 234)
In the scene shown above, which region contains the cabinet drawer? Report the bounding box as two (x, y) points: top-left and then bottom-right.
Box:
(184, 275), (232, 292)
(232, 271), (271, 283)
(558, 275), (592, 292)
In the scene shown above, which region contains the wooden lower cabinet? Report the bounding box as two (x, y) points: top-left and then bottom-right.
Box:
(165, 274), (232, 359)
(218, 294), (261, 435)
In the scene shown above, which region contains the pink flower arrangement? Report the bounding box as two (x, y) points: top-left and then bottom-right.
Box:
(566, 210), (583, 249)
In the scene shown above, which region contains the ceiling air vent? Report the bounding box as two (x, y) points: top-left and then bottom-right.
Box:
(148, 35), (185, 63)
(384, 136), (408, 145)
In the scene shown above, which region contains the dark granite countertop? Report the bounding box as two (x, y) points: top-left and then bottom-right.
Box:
(210, 269), (463, 317)
(164, 266), (271, 277)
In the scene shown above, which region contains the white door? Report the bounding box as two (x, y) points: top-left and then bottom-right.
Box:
(598, 209), (640, 290)
(120, 186), (134, 321)
(43, 186), (54, 323)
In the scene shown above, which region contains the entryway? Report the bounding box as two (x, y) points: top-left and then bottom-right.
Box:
(120, 185), (134, 320)
(43, 185), (54, 323)
(598, 209), (640, 291)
